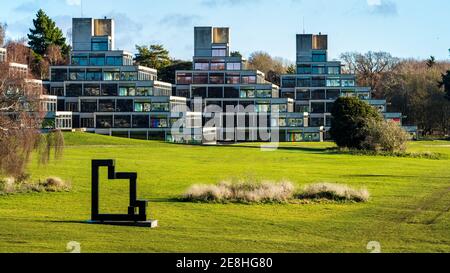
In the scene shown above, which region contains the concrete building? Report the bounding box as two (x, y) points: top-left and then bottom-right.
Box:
(280, 33), (417, 140)
(0, 48), (6, 63)
(45, 18), (206, 143)
(175, 27), (309, 142)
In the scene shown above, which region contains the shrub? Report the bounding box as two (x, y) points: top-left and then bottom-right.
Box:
(330, 97), (383, 150)
(183, 180), (295, 203)
(297, 183), (370, 202)
(0, 176), (71, 194)
(362, 118), (409, 152)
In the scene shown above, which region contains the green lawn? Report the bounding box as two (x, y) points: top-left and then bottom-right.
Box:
(0, 133), (449, 253)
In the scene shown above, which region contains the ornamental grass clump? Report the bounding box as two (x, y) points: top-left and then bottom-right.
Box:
(297, 183), (370, 203)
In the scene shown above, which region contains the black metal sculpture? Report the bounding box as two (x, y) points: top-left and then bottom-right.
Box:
(90, 160), (157, 227)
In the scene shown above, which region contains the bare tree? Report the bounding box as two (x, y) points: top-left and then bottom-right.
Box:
(248, 51), (292, 86)
(340, 51), (400, 98)
(0, 55), (63, 178)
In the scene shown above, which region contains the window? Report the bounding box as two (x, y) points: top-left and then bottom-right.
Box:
(103, 71), (120, 81)
(210, 61), (225, 70)
(296, 89), (310, 100)
(66, 84), (82, 97)
(312, 65), (326, 74)
(99, 100), (115, 112)
(226, 63), (241, 70)
(310, 117), (325, 127)
(209, 73), (224, 84)
(177, 73), (193, 84)
(241, 75), (256, 84)
(226, 73), (240, 84)
(102, 84), (118, 96)
(208, 87), (223, 98)
(311, 102), (325, 113)
(288, 118), (304, 127)
(282, 77), (296, 88)
(114, 115), (131, 128)
(51, 69), (67, 82)
(137, 87), (152, 96)
(134, 102), (151, 112)
(84, 84), (101, 96)
(328, 67), (340, 75)
(89, 55), (105, 66)
(297, 65), (312, 74)
(326, 89), (340, 100)
(106, 56), (123, 66)
(132, 115), (149, 128)
(255, 103), (270, 113)
(96, 116), (113, 128)
(311, 90), (326, 100)
(80, 100), (97, 112)
(296, 104), (309, 113)
(194, 62), (209, 70)
(240, 87), (255, 98)
(304, 133), (321, 141)
(65, 102), (78, 112)
(120, 72), (138, 81)
(327, 78), (341, 87)
(69, 69), (85, 81)
(119, 86), (136, 97)
(224, 87), (239, 98)
(98, 100), (115, 112)
(86, 69), (102, 81)
(72, 56), (88, 66)
(326, 102), (334, 113)
(193, 73), (208, 84)
(92, 41), (108, 51)
(311, 77), (326, 87)
(256, 90), (272, 98)
(81, 118), (94, 128)
(358, 92), (370, 100)
(150, 117), (168, 128)
(297, 77), (311, 87)
(272, 104), (288, 113)
(312, 53), (326, 62)
(342, 79), (355, 87)
(116, 100), (133, 112)
(50, 87), (64, 96)
(192, 87), (207, 98)
(212, 49), (226, 57)
(151, 103), (170, 112)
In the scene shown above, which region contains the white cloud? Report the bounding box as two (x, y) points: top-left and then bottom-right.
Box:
(367, 0), (382, 6)
(66, 0), (81, 6)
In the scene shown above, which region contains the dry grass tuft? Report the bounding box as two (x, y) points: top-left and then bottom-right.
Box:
(0, 176), (71, 194)
(183, 180), (295, 203)
(297, 183), (370, 202)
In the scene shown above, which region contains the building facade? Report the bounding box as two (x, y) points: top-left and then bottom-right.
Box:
(280, 34), (417, 140)
(175, 27), (311, 142)
(45, 18), (205, 143)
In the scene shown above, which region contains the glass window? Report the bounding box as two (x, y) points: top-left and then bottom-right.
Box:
(177, 73), (193, 84)
(240, 87), (255, 98)
(192, 87), (207, 98)
(102, 84), (118, 96)
(226, 73), (240, 84)
(194, 62), (209, 70)
(84, 84), (100, 96)
(296, 104), (309, 113)
(241, 75), (256, 84)
(211, 62), (225, 70)
(106, 56), (123, 66)
(132, 115), (149, 128)
(311, 102), (325, 113)
(96, 116), (113, 128)
(120, 72), (138, 81)
(311, 77), (326, 87)
(297, 65), (312, 74)
(137, 87), (152, 96)
(209, 73), (224, 84)
(134, 102), (151, 112)
(342, 79), (355, 87)
(311, 90), (326, 100)
(92, 41), (108, 51)
(312, 53), (326, 62)
(99, 100), (115, 112)
(328, 67), (340, 75)
(66, 84), (82, 97)
(312, 65), (326, 74)
(80, 100), (97, 112)
(69, 69), (85, 81)
(89, 56), (105, 66)
(282, 77), (296, 88)
(296, 89), (310, 100)
(51, 69), (67, 82)
(297, 77), (311, 87)
(208, 87), (223, 98)
(151, 103), (170, 112)
(287, 118), (304, 127)
(226, 63), (241, 70)
(327, 78), (341, 87)
(212, 49), (226, 57)
(114, 115), (131, 128)
(103, 71), (120, 81)
(326, 102), (334, 113)
(255, 103), (270, 113)
(116, 100), (133, 112)
(72, 56), (88, 66)
(118, 86), (136, 97)
(193, 73), (208, 84)
(326, 89), (340, 100)
(224, 87), (239, 98)
(86, 70), (102, 81)
(256, 90), (272, 98)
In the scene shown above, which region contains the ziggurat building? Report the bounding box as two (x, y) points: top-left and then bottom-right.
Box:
(37, 17), (416, 143)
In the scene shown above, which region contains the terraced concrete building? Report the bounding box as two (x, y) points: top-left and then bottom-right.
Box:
(44, 18), (205, 143)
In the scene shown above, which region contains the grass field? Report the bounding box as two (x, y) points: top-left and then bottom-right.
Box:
(0, 133), (449, 253)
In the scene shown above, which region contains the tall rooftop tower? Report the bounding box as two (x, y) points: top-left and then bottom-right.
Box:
(72, 18), (115, 51)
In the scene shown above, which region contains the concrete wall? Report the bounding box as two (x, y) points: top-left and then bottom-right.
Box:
(72, 18), (93, 51)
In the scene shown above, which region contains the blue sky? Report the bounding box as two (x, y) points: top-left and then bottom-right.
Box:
(1, 0), (449, 62)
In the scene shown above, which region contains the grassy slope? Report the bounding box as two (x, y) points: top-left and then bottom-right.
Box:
(0, 133), (449, 253)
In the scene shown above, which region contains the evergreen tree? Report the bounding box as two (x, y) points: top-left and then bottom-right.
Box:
(27, 9), (68, 57)
(426, 56), (436, 68)
(439, 70), (450, 101)
(134, 44), (171, 71)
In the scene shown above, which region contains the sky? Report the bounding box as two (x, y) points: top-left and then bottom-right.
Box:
(1, 0), (449, 62)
